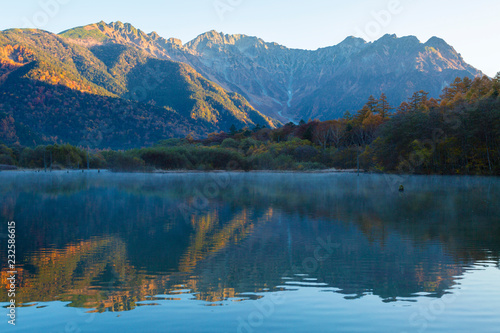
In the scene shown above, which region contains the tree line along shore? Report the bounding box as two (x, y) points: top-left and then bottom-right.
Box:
(1, 75), (499, 175)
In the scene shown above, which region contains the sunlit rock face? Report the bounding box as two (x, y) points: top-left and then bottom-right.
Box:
(175, 32), (481, 121)
(61, 22), (482, 121)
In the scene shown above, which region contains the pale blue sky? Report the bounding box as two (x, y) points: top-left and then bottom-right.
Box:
(1, 0), (498, 76)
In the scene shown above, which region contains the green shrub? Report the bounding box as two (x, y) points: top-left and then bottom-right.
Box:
(139, 148), (192, 170)
(103, 151), (145, 172)
(300, 162), (327, 170)
(239, 138), (259, 153)
(0, 145), (16, 165)
(221, 138), (239, 149)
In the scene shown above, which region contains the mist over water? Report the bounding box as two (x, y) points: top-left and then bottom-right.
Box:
(1, 171), (499, 332)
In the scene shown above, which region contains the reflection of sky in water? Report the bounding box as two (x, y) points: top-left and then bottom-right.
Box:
(0, 171), (499, 332)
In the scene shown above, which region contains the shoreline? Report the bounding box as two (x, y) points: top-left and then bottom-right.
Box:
(1, 169), (498, 177)
(0, 168), (366, 174)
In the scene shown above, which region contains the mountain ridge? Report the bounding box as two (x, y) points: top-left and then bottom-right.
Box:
(0, 27), (276, 147)
(0, 22), (486, 148)
(59, 21), (482, 121)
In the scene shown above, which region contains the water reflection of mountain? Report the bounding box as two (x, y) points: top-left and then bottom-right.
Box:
(0, 172), (498, 312)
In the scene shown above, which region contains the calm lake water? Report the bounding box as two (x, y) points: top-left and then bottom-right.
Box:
(0, 171), (499, 332)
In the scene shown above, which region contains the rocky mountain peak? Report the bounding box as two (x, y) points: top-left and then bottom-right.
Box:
(340, 36), (366, 45)
(373, 34), (420, 48)
(425, 36), (453, 51)
(376, 33), (398, 43)
(148, 31), (160, 40)
(167, 38), (183, 47)
(57, 22), (483, 121)
(335, 36), (367, 52)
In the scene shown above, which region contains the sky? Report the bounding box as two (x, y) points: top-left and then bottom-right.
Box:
(0, 0), (498, 76)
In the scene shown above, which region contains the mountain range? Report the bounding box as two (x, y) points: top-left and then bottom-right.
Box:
(0, 21), (483, 147)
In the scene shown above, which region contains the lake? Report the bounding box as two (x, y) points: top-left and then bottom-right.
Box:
(0, 171), (499, 332)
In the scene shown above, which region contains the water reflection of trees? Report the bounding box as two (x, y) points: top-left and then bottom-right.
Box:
(0, 173), (498, 311)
